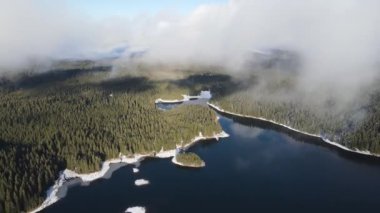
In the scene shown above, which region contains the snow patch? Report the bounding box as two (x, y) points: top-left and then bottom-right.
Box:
(65, 154), (148, 183)
(28, 171), (65, 213)
(155, 147), (176, 158)
(135, 179), (150, 186)
(133, 168), (139, 173)
(125, 206), (146, 213)
(200, 90), (212, 99)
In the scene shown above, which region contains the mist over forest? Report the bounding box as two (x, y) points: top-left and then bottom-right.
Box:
(2, 0), (380, 97)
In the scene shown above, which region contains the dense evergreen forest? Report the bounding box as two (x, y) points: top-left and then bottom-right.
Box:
(211, 76), (380, 154)
(1, 61), (379, 212)
(0, 66), (222, 212)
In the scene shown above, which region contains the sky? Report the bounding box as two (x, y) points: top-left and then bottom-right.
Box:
(67, 0), (227, 18)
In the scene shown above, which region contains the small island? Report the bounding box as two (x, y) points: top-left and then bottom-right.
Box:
(172, 152), (205, 168)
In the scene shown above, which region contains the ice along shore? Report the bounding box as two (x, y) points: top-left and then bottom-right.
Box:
(208, 102), (380, 158)
(29, 130), (229, 213)
(155, 90), (212, 104)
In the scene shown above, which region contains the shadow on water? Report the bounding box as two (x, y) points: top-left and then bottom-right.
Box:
(213, 107), (380, 166)
(186, 138), (220, 153)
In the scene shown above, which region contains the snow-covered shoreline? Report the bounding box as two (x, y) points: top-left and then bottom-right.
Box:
(208, 102), (380, 158)
(29, 129), (229, 213)
(155, 90), (212, 104)
(171, 131), (229, 168)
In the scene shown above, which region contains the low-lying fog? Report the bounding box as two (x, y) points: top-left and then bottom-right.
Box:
(1, 0), (380, 114)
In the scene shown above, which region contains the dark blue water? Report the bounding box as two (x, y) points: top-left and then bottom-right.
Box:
(43, 116), (380, 213)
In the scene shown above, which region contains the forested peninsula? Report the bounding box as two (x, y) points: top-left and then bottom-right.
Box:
(0, 65), (222, 212)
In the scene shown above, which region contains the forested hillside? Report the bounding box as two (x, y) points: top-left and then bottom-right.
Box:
(212, 81), (380, 154)
(0, 67), (221, 212)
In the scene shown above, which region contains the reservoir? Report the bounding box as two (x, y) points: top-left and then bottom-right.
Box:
(43, 113), (380, 213)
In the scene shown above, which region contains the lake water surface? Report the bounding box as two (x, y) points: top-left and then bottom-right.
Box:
(43, 114), (380, 213)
